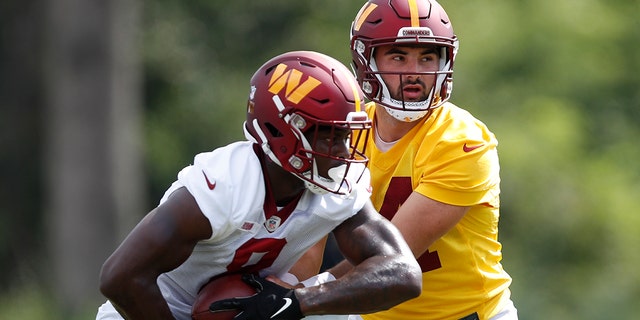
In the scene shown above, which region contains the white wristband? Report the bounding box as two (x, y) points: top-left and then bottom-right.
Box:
(300, 271), (337, 287)
(279, 272), (300, 286)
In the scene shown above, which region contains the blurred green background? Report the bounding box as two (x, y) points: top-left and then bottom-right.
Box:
(1, 0), (638, 319)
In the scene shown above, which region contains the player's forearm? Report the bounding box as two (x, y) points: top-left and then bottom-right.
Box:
(111, 299), (175, 320)
(110, 296), (176, 319)
(102, 280), (176, 319)
(295, 255), (421, 316)
(325, 258), (353, 278)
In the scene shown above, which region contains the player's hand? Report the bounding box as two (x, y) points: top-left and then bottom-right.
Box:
(209, 274), (303, 320)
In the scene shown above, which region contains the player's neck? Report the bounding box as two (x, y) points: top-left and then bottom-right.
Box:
(265, 161), (306, 207)
(374, 105), (421, 142)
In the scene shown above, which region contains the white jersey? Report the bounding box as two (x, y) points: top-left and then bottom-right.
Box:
(97, 141), (371, 320)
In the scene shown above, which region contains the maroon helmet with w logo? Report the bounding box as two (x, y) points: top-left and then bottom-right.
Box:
(244, 51), (372, 194)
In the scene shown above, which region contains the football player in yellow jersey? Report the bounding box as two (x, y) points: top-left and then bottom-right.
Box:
(324, 0), (519, 319)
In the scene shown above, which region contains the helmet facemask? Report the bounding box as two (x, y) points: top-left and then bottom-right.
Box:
(296, 115), (370, 195)
(353, 35), (457, 122)
(244, 96), (371, 196)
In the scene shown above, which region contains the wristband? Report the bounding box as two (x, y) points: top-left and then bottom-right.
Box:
(300, 271), (336, 287)
(280, 272), (300, 286)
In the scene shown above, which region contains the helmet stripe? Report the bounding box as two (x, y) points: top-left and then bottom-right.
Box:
(353, 3), (377, 32)
(408, 0), (420, 27)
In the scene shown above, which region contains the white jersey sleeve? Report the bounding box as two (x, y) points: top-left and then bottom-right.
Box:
(160, 141), (265, 241)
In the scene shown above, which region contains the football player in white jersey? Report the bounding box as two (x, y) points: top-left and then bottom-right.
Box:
(96, 51), (421, 320)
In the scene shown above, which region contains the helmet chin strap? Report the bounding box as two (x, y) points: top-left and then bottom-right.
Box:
(303, 163), (362, 196)
(383, 99), (431, 122)
(303, 165), (344, 195)
(244, 119), (282, 166)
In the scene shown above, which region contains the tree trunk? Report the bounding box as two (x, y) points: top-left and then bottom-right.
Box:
(44, 0), (143, 315)
(0, 0), (46, 288)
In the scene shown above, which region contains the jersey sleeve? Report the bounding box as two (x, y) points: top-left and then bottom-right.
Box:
(160, 143), (265, 241)
(415, 110), (500, 208)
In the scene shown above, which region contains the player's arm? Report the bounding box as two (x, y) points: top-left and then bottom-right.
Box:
(286, 235), (328, 282)
(99, 187), (212, 319)
(329, 191), (468, 278)
(390, 191), (468, 258)
(295, 200), (422, 315)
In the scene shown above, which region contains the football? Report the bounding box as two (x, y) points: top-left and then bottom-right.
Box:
(191, 273), (257, 320)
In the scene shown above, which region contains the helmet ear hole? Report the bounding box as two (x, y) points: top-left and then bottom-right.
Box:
(264, 122), (283, 138)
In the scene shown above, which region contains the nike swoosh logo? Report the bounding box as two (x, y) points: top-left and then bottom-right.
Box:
(463, 143), (484, 152)
(202, 170), (216, 190)
(270, 298), (292, 319)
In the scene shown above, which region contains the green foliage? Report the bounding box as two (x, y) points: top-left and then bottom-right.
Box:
(494, 98), (639, 318)
(0, 285), (53, 320)
(0, 281), (96, 320)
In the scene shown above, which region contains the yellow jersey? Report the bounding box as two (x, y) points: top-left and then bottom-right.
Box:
(362, 102), (513, 320)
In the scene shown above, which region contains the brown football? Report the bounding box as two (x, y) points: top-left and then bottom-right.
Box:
(191, 273), (257, 320)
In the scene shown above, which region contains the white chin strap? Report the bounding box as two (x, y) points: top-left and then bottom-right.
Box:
(303, 163), (365, 196)
(243, 120), (282, 166)
(383, 100), (431, 122)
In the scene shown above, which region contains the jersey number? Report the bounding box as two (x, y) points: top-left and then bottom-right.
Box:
(380, 177), (442, 273)
(227, 238), (287, 274)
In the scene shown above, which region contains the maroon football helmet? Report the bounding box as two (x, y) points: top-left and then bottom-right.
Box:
(244, 51), (371, 195)
(350, 0), (459, 122)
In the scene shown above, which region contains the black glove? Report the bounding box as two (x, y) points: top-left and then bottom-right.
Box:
(209, 274), (304, 320)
